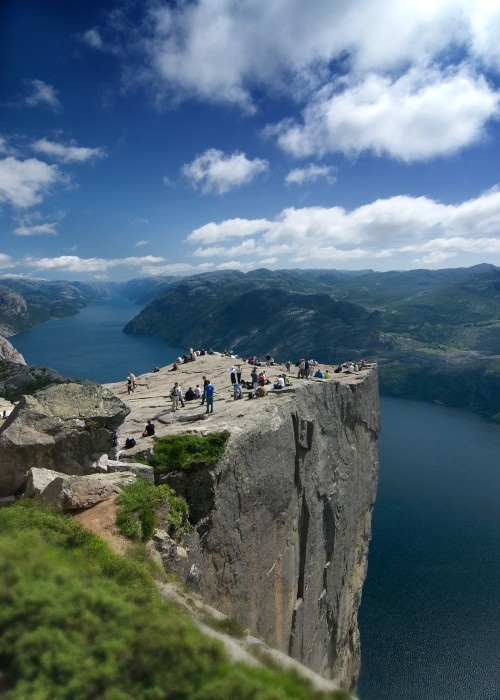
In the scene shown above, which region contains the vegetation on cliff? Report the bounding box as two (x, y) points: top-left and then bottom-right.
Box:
(0, 501), (349, 700)
(123, 266), (500, 419)
(148, 431), (230, 475)
(116, 480), (191, 541)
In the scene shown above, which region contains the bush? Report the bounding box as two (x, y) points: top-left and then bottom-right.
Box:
(116, 480), (191, 542)
(148, 431), (230, 476)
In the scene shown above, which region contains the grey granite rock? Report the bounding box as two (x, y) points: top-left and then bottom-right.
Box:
(0, 382), (129, 497)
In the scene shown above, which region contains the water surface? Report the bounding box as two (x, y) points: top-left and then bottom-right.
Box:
(13, 295), (183, 383)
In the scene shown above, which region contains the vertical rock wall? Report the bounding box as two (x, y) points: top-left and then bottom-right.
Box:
(189, 370), (380, 689)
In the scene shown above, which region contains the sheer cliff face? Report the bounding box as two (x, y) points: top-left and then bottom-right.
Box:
(192, 371), (380, 689)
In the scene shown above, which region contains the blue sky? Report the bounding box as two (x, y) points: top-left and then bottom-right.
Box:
(1, 0), (500, 281)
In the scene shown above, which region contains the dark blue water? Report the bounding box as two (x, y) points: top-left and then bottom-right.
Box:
(358, 397), (500, 700)
(12, 295), (184, 383)
(11, 298), (500, 699)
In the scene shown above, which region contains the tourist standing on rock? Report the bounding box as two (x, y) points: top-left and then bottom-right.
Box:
(236, 364), (242, 383)
(127, 377), (134, 394)
(176, 383), (186, 407)
(251, 367), (258, 390)
(205, 380), (215, 413)
(128, 372), (137, 390)
(201, 376), (209, 405)
(228, 366), (237, 384)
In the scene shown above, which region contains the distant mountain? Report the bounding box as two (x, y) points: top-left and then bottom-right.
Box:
(0, 279), (110, 336)
(124, 265), (500, 420)
(117, 276), (178, 305)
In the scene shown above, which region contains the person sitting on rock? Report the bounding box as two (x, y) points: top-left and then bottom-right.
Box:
(314, 368), (324, 378)
(273, 375), (285, 389)
(194, 384), (202, 399)
(170, 361), (179, 371)
(258, 371), (267, 386)
(324, 369), (331, 379)
(185, 387), (196, 401)
(142, 419), (155, 437)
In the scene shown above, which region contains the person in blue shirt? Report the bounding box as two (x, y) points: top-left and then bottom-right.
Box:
(205, 381), (215, 413)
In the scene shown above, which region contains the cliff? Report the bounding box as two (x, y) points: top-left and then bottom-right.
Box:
(106, 355), (380, 690)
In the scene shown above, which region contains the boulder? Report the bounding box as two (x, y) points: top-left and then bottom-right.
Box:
(0, 382), (129, 498)
(25, 468), (136, 511)
(106, 460), (155, 484)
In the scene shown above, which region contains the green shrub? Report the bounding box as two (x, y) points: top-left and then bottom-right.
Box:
(0, 501), (350, 700)
(148, 430), (230, 475)
(116, 480), (191, 542)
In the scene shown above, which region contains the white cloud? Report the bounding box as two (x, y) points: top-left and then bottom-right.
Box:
(274, 66), (499, 161)
(187, 217), (271, 244)
(134, 240), (149, 247)
(31, 139), (107, 164)
(193, 239), (257, 258)
(184, 188), (500, 267)
(91, 0), (500, 161)
(0, 157), (62, 208)
(25, 255), (165, 273)
(131, 218), (150, 225)
(14, 222), (58, 236)
(81, 28), (104, 50)
(0, 254), (14, 269)
(103, 1), (500, 108)
(182, 149), (268, 194)
(285, 164), (337, 185)
(23, 80), (61, 112)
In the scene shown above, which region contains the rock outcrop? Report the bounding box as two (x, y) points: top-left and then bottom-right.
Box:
(24, 467), (137, 510)
(0, 382), (129, 497)
(106, 355), (380, 690)
(0, 336), (25, 364)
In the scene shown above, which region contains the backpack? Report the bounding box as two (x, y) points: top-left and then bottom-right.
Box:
(125, 437), (136, 449)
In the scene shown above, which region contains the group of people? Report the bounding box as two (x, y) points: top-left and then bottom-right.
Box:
(169, 377), (215, 413)
(124, 351), (370, 447)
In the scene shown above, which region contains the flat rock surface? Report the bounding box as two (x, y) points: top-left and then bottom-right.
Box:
(105, 354), (373, 453)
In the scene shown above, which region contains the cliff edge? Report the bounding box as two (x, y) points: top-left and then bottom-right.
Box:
(107, 356), (380, 690)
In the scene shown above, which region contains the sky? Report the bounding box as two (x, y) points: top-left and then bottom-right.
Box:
(1, 0), (500, 282)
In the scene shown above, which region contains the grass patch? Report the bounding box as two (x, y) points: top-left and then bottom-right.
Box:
(116, 479), (191, 542)
(148, 430), (230, 476)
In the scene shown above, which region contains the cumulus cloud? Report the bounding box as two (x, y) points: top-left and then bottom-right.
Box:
(182, 149), (268, 194)
(285, 164), (337, 185)
(187, 217), (271, 244)
(0, 254), (14, 269)
(273, 66), (500, 161)
(81, 28), (104, 50)
(14, 222), (58, 236)
(24, 255), (165, 273)
(31, 139), (107, 164)
(0, 157), (63, 208)
(22, 80), (61, 112)
(184, 188), (500, 267)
